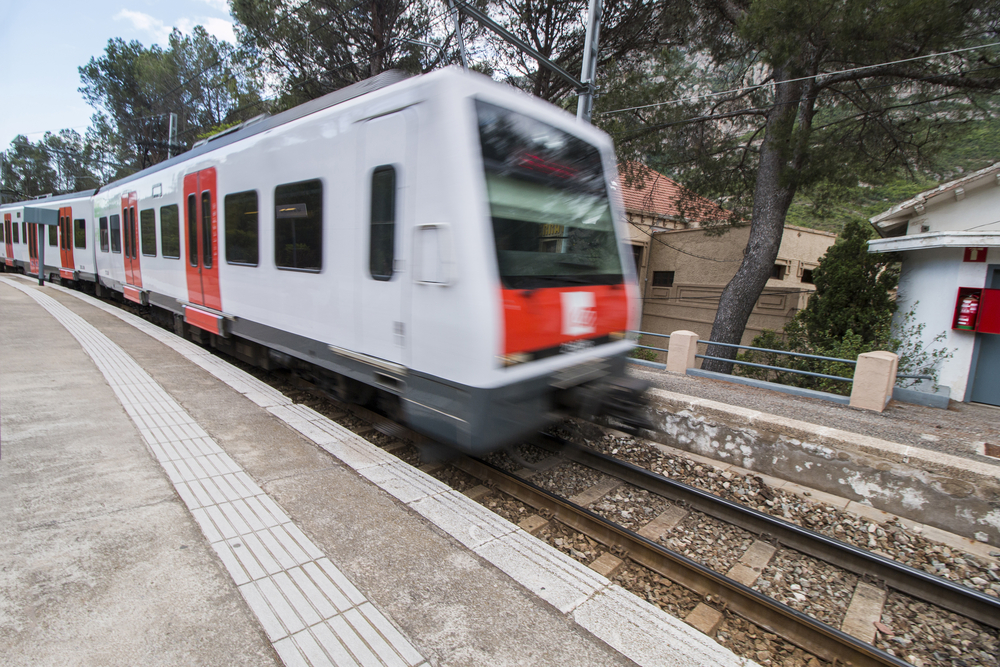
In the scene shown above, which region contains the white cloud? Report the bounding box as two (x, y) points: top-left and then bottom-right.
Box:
(177, 17), (237, 44)
(115, 9), (172, 45)
(198, 0), (232, 12)
(115, 10), (236, 46)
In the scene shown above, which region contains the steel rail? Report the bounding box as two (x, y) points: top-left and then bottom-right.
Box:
(535, 435), (1000, 631)
(452, 454), (911, 667)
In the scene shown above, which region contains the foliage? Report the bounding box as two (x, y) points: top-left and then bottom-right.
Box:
(79, 27), (267, 176)
(629, 335), (660, 362)
(733, 220), (951, 395)
(594, 0), (1000, 372)
(231, 0), (448, 106)
(1, 131), (101, 202)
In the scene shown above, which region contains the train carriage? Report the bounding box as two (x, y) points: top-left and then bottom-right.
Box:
(0, 192), (96, 282)
(11, 68), (645, 454)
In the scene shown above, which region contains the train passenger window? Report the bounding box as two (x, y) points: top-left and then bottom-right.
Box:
(275, 179), (322, 271)
(140, 209), (156, 256)
(48, 223), (57, 246)
(74, 219), (86, 248)
(187, 194), (198, 266)
(160, 205), (180, 259)
(12, 222), (19, 243)
(22, 222), (27, 243)
(369, 166), (396, 281)
(123, 210), (132, 258)
(201, 192), (213, 269)
(99, 217), (109, 252)
(110, 214), (122, 253)
(225, 190), (258, 266)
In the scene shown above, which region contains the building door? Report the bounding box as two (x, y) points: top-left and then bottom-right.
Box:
(183, 168), (221, 310)
(970, 264), (1000, 406)
(359, 110), (414, 367)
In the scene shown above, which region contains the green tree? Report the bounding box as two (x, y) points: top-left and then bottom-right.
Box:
(597, 0), (1000, 372)
(79, 27), (266, 175)
(231, 0), (448, 105)
(1, 130), (101, 201)
(798, 219), (899, 347)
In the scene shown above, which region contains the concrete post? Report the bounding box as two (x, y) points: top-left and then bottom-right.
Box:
(666, 330), (699, 374)
(849, 351), (899, 412)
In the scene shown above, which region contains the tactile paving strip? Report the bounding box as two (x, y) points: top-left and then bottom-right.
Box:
(3, 278), (427, 667)
(36, 279), (754, 667)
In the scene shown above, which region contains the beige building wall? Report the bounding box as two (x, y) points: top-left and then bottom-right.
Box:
(635, 225), (837, 355)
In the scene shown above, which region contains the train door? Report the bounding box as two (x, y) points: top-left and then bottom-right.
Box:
(183, 168), (221, 310)
(121, 192), (142, 287)
(27, 223), (39, 275)
(58, 206), (74, 271)
(359, 110), (414, 366)
(3, 214), (12, 265)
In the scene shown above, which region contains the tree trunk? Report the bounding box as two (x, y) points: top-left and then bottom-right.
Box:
(701, 72), (805, 373)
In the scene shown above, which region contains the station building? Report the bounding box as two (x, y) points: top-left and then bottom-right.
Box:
(869, 162), (1000, 407)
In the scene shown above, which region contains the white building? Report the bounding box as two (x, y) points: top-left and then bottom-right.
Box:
(869, 162), (1000, 406)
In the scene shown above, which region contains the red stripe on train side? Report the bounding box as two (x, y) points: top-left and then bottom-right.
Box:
(501, 284), (629, 355)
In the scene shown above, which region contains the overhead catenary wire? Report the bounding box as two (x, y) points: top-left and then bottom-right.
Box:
(598, 41), (1000, 117)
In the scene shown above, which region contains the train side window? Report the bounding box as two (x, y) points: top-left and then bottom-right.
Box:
(11, 222), (18, 243)
(275, 179), (322, 271)
(99, 217), (109, 252)
(140, 208), (157, 256)
(22, 222), (27, 243)
(369, 166), (396, 281)
(160, 205), (180, 259)
(201, 191), (213, 269)
(74, 219), (86, 248)
(48, 223), (57, 247)
(225, 190), (258, 266)
(110, 214), (122, 253)
(187, 194), (198, 266)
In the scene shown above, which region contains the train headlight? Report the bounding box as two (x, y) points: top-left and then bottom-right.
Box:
(500, 352), (531, 367)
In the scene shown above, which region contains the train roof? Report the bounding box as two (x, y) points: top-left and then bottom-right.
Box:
(1, 190), (97, 209)
(103, 70), (412, 191)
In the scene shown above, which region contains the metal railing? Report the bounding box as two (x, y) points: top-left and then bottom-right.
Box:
(629, 330), (932, 384)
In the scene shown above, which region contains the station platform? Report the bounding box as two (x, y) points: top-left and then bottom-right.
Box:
(0, 276), (753, 667)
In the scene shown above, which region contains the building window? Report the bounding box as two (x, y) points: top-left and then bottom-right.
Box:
(275, 179), (323, 271)
(99, 217), (109, 252)
(652, 270), (674, 287)
(771, 263), (786, 280)
(801, 269), (814, 284)
(74, 219), (86, 248)
(160, 205), (180, 258)
(369, 166), (396, 281)
(225, 190), (259, 266)
(110, 214), (121, 253)
(140, 209), (157, 256)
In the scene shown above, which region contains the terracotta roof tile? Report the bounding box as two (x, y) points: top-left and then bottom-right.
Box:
(619, 162), (731, 225)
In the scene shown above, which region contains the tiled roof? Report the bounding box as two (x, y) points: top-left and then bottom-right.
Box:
(619, 162), (731, 225)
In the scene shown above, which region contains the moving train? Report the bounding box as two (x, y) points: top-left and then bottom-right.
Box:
(1, 67), (646, 454)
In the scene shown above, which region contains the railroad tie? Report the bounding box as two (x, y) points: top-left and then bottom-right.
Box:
(840, 582), (887, 645)
(685, 540), (777, 638)
(569, 478), (622, 507)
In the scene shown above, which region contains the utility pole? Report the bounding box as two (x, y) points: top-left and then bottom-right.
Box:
(576, 0), (602, 123)
(167, 113), (178, 159)
(449, 2), (602, 124)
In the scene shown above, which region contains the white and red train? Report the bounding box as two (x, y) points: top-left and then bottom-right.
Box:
(1, 68), (645, 454)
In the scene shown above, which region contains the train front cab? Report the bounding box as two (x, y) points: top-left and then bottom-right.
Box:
(401, 85), (641, 454)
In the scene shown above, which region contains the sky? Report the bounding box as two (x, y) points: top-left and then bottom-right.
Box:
(0, 0), (237, 150)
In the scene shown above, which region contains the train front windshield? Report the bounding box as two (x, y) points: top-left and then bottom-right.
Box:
(476, 100), (623, 289)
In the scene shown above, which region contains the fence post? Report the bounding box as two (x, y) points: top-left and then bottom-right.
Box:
(666, 330), (699, 374)
(849, 351), (899, 412)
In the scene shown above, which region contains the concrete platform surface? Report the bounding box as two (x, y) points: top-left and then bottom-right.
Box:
(0, 276), (753, 667)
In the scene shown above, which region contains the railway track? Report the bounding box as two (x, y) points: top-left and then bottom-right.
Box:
(265, 368), (998, 667)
